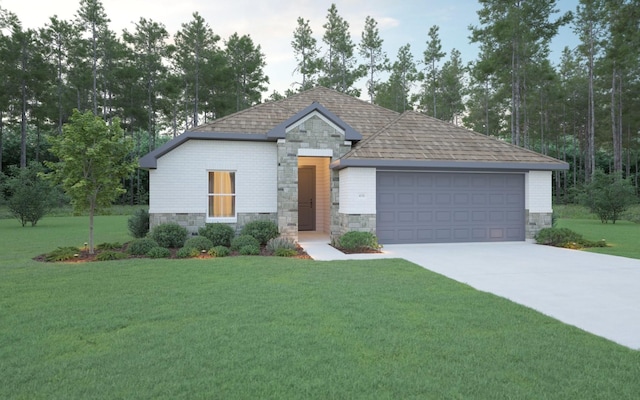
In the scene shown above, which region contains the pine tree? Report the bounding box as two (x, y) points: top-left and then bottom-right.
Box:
(358, 16), (388, 103)
(225, 33), (269, 112)
(291, 17), (320, 91)
(420, 25), (445, 117)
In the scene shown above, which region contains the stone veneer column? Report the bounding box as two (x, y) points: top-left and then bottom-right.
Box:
(276, 115), (352, 242)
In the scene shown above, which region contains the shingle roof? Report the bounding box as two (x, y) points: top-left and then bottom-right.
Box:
(141, 86), (568, 170)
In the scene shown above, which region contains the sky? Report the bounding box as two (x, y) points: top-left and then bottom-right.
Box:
(2, 0), (580, 99)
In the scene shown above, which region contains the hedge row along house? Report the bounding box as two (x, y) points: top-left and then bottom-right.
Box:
(140, 87), (568, 244)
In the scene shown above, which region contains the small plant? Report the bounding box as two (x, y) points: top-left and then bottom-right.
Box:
(198, 223), (235, 247)
(127, 238), (159, 255)
(183, 236), (214, 252)
(176, 247), (200, 259)
(239, 244), (260, 255)
(96, 251), (129, 261)
(230, 234), (260, 251)
(146, 247), (171, 258)
(266, 236), (297, 254)
(535, 227), (607, 249)
(275, 248), (297, 257)
(2, 163), (57, 227)
(45, 246), (80, 262)
(149, 223), (188, 248)
(240, 220), (279, 245)
(128, 209), (150, 238)
(337, 231), (379, 252)
(96, 242), (122, 251)
(208, 246), (230, 257)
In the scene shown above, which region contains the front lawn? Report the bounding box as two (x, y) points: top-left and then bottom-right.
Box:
(1, 216), (639, 399)
(557, 218), (640, 260)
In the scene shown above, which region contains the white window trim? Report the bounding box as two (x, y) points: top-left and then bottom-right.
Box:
(207, 170), (237, 223)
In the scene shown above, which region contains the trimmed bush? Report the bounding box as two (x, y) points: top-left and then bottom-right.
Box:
(337, 231), (379, 252)
(146, 247), (171, 258)
(45, 246), (80, 262)
(535, 227), (607, 249)
(208, 246), (230, 257)
(198, 223), (235, 247)
(230, 234), (260, 251)
(128, 209), (150, 238)
(176, 247), (200, 259)
(96, 242), (122, 251)
(149, 223), (188, 248)
(127, 238), (159, 255)
(240, 220), (279, 245)
(96, 251), (128, 261)
(183, 236), (214, 251)
(275, 248), (297, 257)
(239, 244), (260, 255)
(266, 236), (297, 254)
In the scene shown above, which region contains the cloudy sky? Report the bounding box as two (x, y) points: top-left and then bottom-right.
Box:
(2, 0), (579, 98)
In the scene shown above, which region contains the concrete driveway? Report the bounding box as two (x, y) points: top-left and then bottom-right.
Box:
(381, 242), (640, 350)
(299, 234), (640, 350)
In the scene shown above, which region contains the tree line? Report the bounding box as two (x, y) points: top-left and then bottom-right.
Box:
(1, 0), (639, 206)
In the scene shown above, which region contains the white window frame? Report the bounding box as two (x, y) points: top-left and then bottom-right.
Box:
(207, 170), (237, 222)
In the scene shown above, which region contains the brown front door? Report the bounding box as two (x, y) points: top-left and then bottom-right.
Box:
(298, 166), (316, 231)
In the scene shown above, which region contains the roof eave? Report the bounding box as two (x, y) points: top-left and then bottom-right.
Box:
(139, 131), (271, 169)
(330, 159), (570, 171)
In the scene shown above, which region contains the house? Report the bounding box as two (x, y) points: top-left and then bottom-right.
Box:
(139, 87), (568, 244)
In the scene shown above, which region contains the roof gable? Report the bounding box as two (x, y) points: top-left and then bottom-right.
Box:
(266, 102), (361, 141)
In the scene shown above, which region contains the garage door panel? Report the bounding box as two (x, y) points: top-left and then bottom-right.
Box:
(377, 171), (524, 244)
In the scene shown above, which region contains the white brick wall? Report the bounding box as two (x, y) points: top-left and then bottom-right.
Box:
(339, 168), (376, 214)
(525, 170), (552, 213)
(149, 140), (278, 220)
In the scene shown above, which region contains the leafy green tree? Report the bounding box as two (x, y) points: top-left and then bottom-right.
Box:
(375, 44), (417, 112)
(225, 33), (269, 112)
(579, 170), (637, 223)
(46, 110), (135, 253)
(358, 16), (388, 103)
(2, 162), (57, 226)
(291, 17), (320, 91)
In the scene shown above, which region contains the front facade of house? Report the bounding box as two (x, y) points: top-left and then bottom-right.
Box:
(140, 87), (568, 244)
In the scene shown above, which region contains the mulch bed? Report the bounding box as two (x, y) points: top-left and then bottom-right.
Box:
(34, 243), (311, 263)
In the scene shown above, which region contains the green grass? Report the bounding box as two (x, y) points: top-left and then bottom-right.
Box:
(557, 218), (640, 259)
(1, 215), (640, 399)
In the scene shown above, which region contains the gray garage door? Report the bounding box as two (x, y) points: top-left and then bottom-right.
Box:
(376, 171), (525, 244)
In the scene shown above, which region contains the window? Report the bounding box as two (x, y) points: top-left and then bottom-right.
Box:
(208, 171), (235, 218)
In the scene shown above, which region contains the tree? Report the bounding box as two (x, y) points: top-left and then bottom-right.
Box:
(579, 170), (637, 223)
(420, 25), (445, 117)
(375, 44), (417, 112)
(46, 110), (135, 253)
(225, 33), (269, 112)
(319, 3), (363, 96)
(1, 162), (56, 226)
(436, 48), (465, 124)
(359, 16), (388, 103)
(291, 17), (320, 91)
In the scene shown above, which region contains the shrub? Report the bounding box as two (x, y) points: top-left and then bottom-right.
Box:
(127, 238), (159, 255)
(176, 247), (200, 259)
(275, 248), (297, 257)
(239, 244), (260, 255)
(2, 163), (56, 227)
(266, 236), (297, 254)
(198, 223), (235, 247)
(240, 220), (279, 245)
(128, 209), (150, 238)
(623, 205), (640, 224)
(578, 170), (638, 223)
(535, 227), (607, 249)
(146, 247), (171, 258)
(230, 234), (260, 251)
(208, 246), (230, 257)
(149, 223), (188, 248)
(337, 231), (379, 252)
(96, 242), (122, 250)
(45, 246), (80, 262)
(96, 251), (128, 261)
(183, 236), (214, 251)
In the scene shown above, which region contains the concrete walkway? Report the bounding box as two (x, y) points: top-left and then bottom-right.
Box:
(298, 233), (640, 350)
